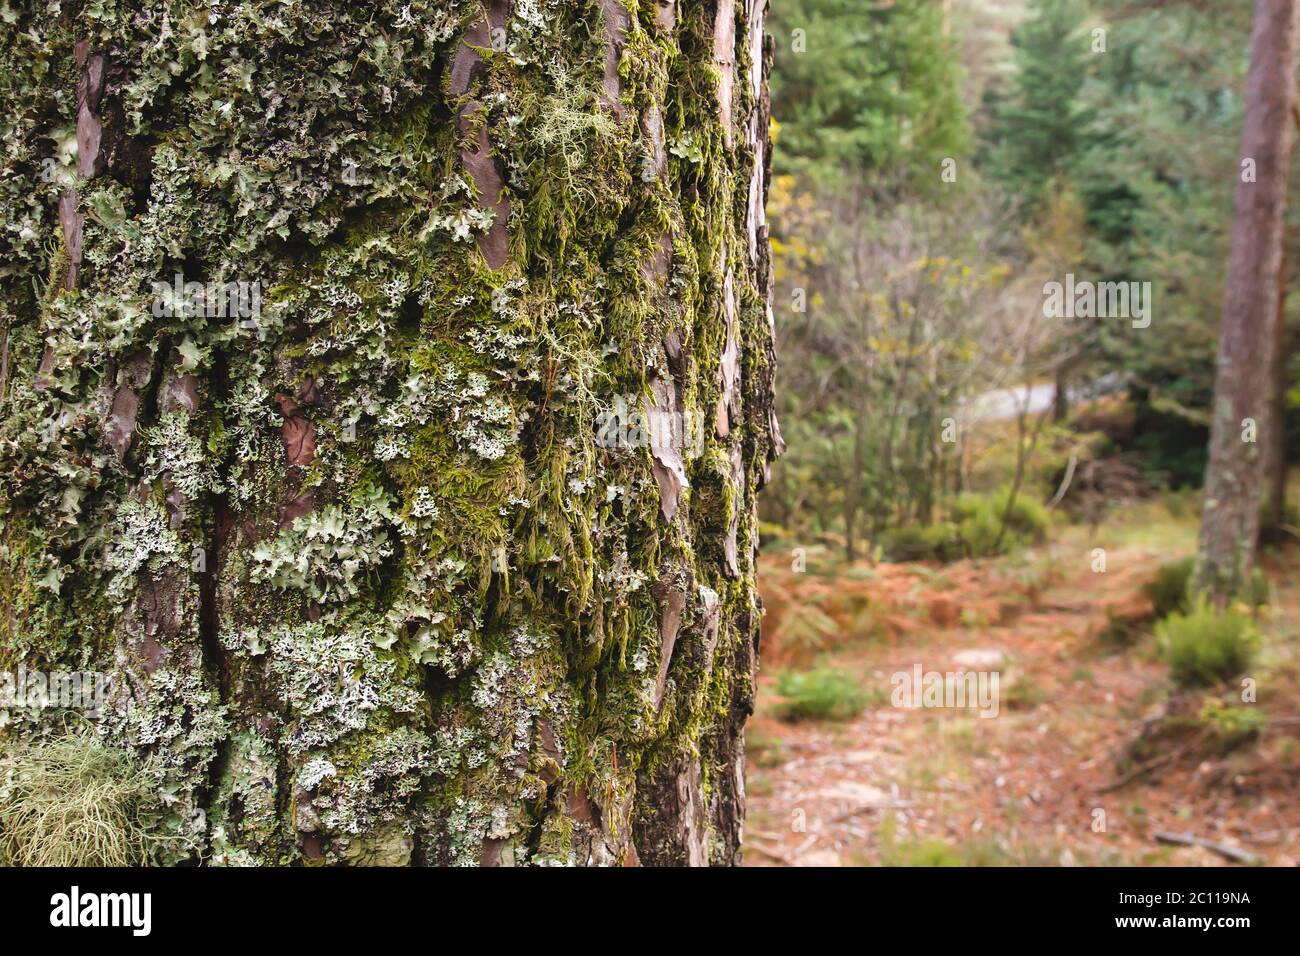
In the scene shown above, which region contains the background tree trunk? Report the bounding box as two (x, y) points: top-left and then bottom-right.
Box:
(1262, 231), (1292, 540)
(1052, 364), (1069, 423)
(1197, 0), (1299, 601)
(0, 0), (779, 866)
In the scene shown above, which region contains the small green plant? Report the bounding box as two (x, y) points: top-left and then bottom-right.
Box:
(876, 813), (962, 866)
(1157, 598), (1257, 687)
(957, 507), (1001, 556)
(879, 491), (1050, 564)
(0, 728), (166, 866)
(773, 667), (868, 721)
(953, 488), (1051, 557)
(1198, 697), (1266, 747)
(1142, 557), (1194, 619)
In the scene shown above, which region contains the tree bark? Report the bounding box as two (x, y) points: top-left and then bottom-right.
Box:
(0, 0), (778, 867)
(1052, 363), (1068, 423)
(1197, 0), (1299, 601)
(1262, 232), (1291, 539)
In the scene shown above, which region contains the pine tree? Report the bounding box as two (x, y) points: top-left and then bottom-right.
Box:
(769, 0), (970, 189)
(987, 0), (1093, 209)
(1197, 0), (1300, 601)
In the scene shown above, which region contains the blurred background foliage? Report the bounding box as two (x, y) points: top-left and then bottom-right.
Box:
(763, 0), (1300, 557)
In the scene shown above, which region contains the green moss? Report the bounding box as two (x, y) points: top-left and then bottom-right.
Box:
(0, 0), (776, 865)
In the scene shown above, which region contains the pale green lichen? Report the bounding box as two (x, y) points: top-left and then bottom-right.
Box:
(250, 502), (397, 604)
(103, 499), (186, 606)
(1, 0), (775, 866)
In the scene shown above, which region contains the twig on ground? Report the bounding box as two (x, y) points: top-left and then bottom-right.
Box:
(1080, 710), (1168, 773)
(1153, 831), (1257, 865)
(1096, 731), (1205, 793)
(830, 800), (916, 823)
(1241, 826), (1300, 844)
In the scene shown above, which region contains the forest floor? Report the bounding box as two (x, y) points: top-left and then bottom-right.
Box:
(745, 497), (1300, 866)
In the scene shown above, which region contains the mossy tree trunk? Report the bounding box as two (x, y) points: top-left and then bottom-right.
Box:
(0, 0), (779, 866)
(1197, 0), (1298, 602)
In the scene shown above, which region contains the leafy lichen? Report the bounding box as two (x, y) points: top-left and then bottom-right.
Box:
(1, 0), (776, 866)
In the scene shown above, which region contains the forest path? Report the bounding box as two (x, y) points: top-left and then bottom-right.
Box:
(745, 523), (1300, 866)
(963, 382), (1057, 422)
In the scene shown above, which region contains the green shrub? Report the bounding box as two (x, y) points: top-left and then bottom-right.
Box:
(881, 524), (961, 562)
(955, 498), (1004, 557)
(1000, 491), (1052, 540)
(1157, 599), (1257, 688)
(952, 489), (1050, 557)
(1142, 557), (1194, 619)
(0, 728), (166, 866)
(773, 667), (868, 721)
(1143, 557), (1268, 616)
(881, 491), (1050, 564)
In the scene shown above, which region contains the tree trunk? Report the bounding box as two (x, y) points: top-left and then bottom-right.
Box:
(1052, 363), (1068, 423)
(1262, 233), (1292, 540)
(845, 378), (870, 562)
(0, 0), (779, 867)
(1197, 0), (1299, 601)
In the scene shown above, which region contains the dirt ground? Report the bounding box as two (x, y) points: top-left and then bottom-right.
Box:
(744, 502), (1300, 866)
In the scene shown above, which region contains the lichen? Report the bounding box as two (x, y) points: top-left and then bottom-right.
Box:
(1, 0), (776, 866)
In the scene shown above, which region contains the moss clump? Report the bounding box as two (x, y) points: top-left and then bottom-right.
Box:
(0, 727), (171, 866)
